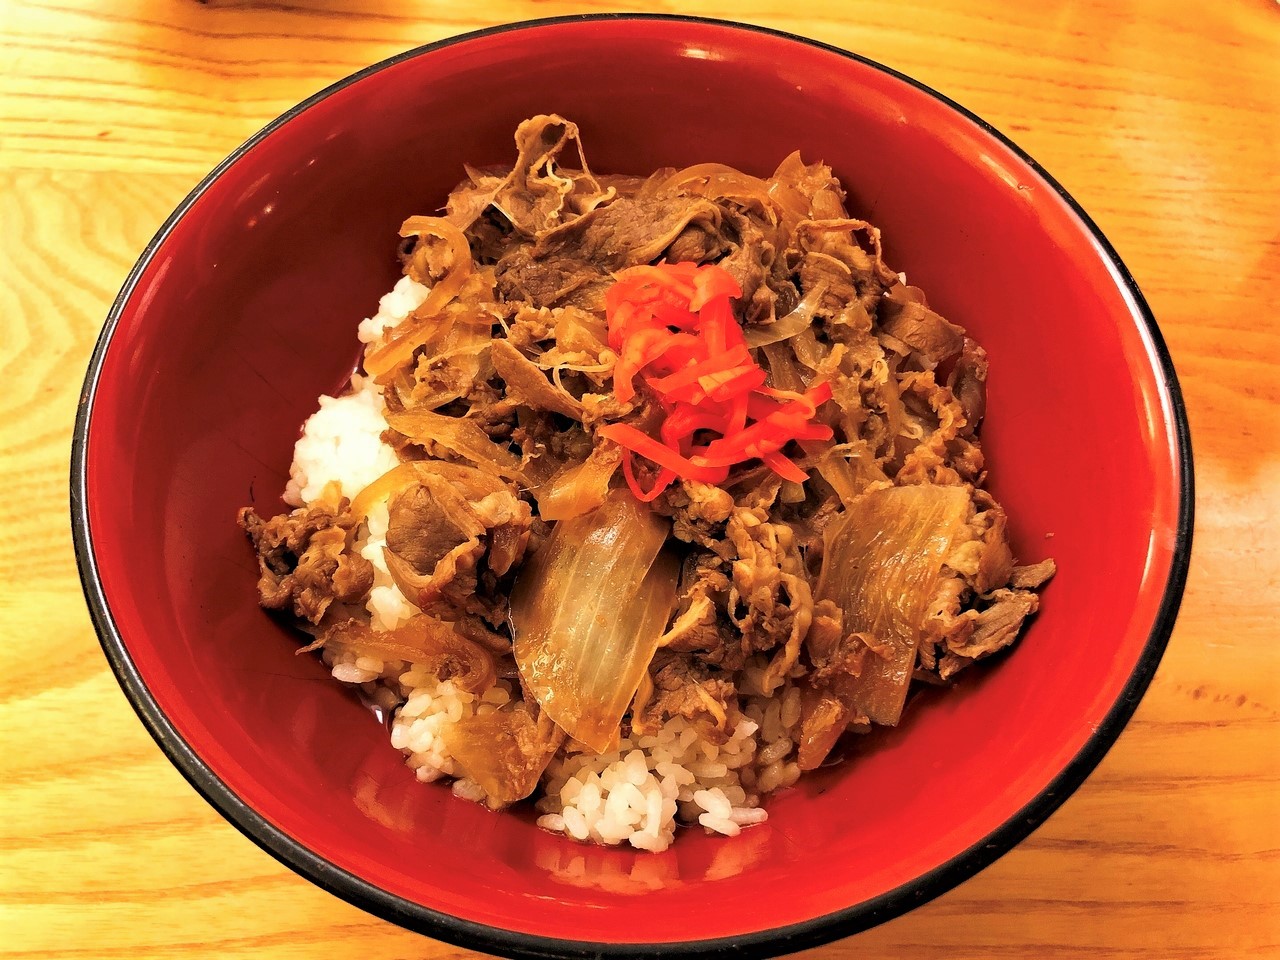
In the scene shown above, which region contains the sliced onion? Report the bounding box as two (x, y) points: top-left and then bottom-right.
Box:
(393, 305), (494, 408)
(806, 443), (858, 504)
(744, 282), (827, 348)
(306, 615), (495, 694)
(534, 444), (620, 521)
(796, 675), (858, 771)
(789, 328), (832, 372)
(767, 151), (823, 223)
(805, 440), (887, 505)
(384, 409), (527, 484)
(656, 163), (776, 212)
(490, 338), (584, 419)
(816, 484), (970, 725)
(553, 308), (609, 354)
(760, 342), (808, 392)
(510, 489), (677, 752)
(363, 218), (475, 378)
(876, 359), (907, 455)
(349, 460), (507, 520)
(441, 703), (565, 805)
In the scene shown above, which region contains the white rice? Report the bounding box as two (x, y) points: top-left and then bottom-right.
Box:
(534, 700), (800, 852)
(392, 672), (514, 788)
(357, 274), (430, 345)
(283, 376), (400, 507)
(320, 640), (517, 788)
(354, 498), (421, 632)
(281, 274), (805, 849)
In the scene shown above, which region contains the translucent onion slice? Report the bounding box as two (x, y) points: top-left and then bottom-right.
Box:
(744, 282), (827, 348)
(384, 409), (527, 484)
(349, 460), (506, 520)
(795, 675), (858, 771)
(510, 489), (677, 752)
(767, 151), (822, 223)
(303, 615), (495, 694)
(441, 704), (565, 806)
(807, 440), (887, 505)
(534, 444), (620, 521)
(553, 308), (609, 354)
(392, 306), (495, 409)
(364, 218), (474, 378)
(656, 163), (776, 211)
(789, 328), (830, 372)
(760, 342), (810, 392)
(489, 338), (585, 419)
(816, 484), (970, 725)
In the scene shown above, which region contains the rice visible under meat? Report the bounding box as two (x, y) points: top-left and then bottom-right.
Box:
(283, 377), (399, 508)
(356, 499), (421, 632)
(356, 274), (430, 345)
(536, 716), (762, 851)
(287, 298), (805, 847)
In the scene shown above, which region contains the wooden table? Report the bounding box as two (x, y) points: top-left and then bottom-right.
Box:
(2, 1), (1277, 957)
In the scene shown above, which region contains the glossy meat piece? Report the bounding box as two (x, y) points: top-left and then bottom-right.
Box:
(239, 500), (373, 624)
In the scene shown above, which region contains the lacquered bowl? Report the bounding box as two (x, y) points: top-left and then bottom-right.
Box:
(72, 15), (1192, 959)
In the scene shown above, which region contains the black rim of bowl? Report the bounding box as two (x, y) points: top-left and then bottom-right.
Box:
(70, 14), (1195, 960)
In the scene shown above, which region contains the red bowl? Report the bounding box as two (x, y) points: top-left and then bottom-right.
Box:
(72, 15), (1192, 958)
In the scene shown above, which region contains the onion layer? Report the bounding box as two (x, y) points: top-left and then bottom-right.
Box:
(744, 282), (827, 348)
(364, 217), (474, 378)
(304, 615), (495, 695)
(384, 409), (527, 484)
(349, 460), (506, 520)
(815, 484), (970, 725)
(534, 443), (621, 521)
(510, 489), (677, 752)
(442, 704), (565, 806)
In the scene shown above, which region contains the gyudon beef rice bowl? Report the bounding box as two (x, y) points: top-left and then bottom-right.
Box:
(239, 114), (1055, 853)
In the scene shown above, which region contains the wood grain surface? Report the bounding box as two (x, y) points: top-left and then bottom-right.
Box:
(2, 0), (1277, 957)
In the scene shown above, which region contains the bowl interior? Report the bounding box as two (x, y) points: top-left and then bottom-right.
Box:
(81, 17), (1184, 950)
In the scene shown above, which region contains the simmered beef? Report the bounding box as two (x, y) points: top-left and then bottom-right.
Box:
(495, 194), (724, 309)
(878, 285), (965, 369)
(239, 501), (372, 624)
(382, 474), (531, 610)
(633, 655), (737, 743)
